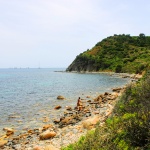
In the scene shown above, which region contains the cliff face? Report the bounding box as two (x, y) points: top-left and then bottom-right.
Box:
(66, 57), (98, 72)
(66, 34), (150, 73)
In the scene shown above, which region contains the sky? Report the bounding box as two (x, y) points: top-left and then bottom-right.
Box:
(0, 0), (150, 68)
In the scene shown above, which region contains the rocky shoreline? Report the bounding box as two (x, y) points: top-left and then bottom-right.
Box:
(0, 74), (142, 150)
(0, 87), (126, 150)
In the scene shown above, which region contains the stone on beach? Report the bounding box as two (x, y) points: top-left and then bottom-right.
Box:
(44, 145), (59, 150)
(33, 146), (42, 150)
(42, 124), (53, 131)
(66, 106), (72, 111)
(61, 116), (74, 125)
(0, 139), (8, 147)
(39, 130), (56, 140)
(54, 105), (62, 109)
(82, 115), (100, 129)
(3, 127), (14, 136)
(53, 119), (60, 124)
(112, 87), (122, 92)
(57, 95), (65, 100)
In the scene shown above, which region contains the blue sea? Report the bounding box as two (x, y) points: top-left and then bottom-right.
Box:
(0, 68), (130, 133)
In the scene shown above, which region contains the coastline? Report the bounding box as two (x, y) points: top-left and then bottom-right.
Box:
(0, 73), (141, 150)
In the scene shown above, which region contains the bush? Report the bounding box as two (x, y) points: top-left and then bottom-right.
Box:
(62, 73), (150, 150)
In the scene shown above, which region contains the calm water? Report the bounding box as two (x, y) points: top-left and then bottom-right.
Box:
(0, 68), (130, 132)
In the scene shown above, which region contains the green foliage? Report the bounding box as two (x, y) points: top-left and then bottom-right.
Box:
(62, 74), (150, 150)
(66, 34), (150, 73)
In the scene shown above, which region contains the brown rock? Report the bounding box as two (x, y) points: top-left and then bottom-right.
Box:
(0, 140), (8, 147)
(39, 130), (56, 140)
(33, 146), (42, 150)
(61, 116), (73, 125)
(54, 105), (62, 109)
(94, 95), (102, 103)
(112, 87), (122, 92)
(42, 124), (53, 131)
(53, 119), (60, 124)
(57, 95), (65, 100)
(94, 111), (99, 114)
(28, 129), (34, 134)
(3, 127), (14, 136)
(44, 145), (59, 150)
(66, 106), (72, 111)
(87, 100), (91, 102)
(82, 115), (100, 129)
(104, 92), (109, 95)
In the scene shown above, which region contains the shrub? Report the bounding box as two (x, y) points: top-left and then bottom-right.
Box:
(62, 73), (150, 150)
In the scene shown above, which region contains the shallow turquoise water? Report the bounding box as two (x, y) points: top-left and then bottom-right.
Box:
(0, 68), (130, 132)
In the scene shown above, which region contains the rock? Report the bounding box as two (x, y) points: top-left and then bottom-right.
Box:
(104, 92), (109, 95)
(3, 127), (14, 136)
(27, 129), (35, 134)
(53, 119), (60, 124)
(94, 95), (102, 103)
(61, 116), (73, 125)
(54, 105), (62, 109)
(87, 100), (91, 102)
(86, 96), (90, 98)
(94, 111), (99, 114)
(33, 146), (42, 150)
(82, 115), (100, 129)
(66, 106), (72, 111)
(0, 140), (8, 147)
(39, 130), (56, 140)
(112, 87), (122, 92)
(44, 145), (59, 150)
(57, 95), (65, 100)
(42, 124), (53, 131)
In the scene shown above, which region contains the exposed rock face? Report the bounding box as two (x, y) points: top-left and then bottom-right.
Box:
(66, 58), (98, 72)
(57, 95), (65, 100)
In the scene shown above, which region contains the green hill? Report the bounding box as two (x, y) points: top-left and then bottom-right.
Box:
(66, 34), (150, 73)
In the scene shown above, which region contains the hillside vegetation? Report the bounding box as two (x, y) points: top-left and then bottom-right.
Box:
(62, 73), (150, 150)
(66, 34), (150, 73)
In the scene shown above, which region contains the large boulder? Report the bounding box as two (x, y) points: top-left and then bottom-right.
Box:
(39, 130), (56, 140)
(57, 95), (65, 100)
(82, 115), (100, 129)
